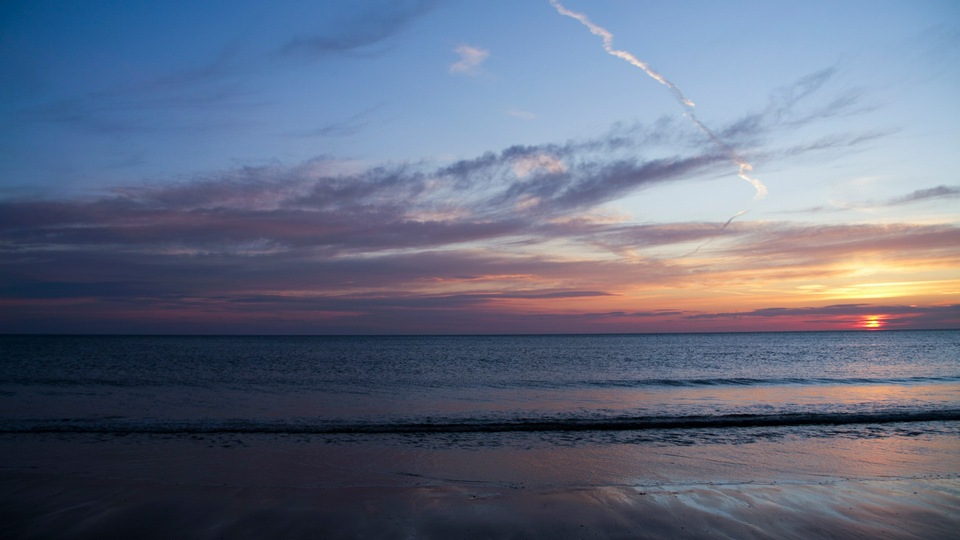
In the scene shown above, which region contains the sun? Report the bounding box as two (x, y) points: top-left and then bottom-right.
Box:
(860, 315), (886, 330)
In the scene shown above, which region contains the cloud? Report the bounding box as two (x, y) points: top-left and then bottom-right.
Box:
(787, 184), (960, 214)
(280, 1), (434, 57)
(15, 2), (435, 137)
(449, 45), (490, 75)
(886, 185), (960, 206)
(3, 63), (956, 333)
(685, 303), (960, 330)
(435, 138), (731, 216)
(507, 109), (536, 120)
(754, 222), (960, 255)
(3, 207), (958, 333)
(511, 153), (567, 178)
(3, 167), (956, 289)
(11, 32), (274, 137)
(0, 146), (726, 258)
(718, 68), (875, 149)
(2, 86), (951, 265)
(20, 69), (260, 136)
(298, 104), (386, 138)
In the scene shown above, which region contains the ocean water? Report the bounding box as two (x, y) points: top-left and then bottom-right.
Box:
(2, 331), (958, 446)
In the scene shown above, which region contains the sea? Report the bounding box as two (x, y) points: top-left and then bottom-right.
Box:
(2, 331), (958, 447)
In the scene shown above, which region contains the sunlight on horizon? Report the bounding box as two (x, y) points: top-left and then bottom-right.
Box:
(860, 315), (886, 330)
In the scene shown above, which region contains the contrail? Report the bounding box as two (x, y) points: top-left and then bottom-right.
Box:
(684, 209), (748, 257)
(549, 0), (767, 201)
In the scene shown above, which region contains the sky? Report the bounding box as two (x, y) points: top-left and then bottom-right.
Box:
(1, 0), (958, 334)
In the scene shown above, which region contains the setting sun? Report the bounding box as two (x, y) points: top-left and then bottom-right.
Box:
(860, 315), (886, 330)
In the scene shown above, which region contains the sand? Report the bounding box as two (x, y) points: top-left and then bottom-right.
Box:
(4, 471), (958, 539)
(2, 429), (959, 539)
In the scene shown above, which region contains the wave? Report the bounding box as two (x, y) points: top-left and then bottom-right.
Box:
(576, 375), (960, 388)
(5, 409), (959, 435)
(6, 375), (960, 390)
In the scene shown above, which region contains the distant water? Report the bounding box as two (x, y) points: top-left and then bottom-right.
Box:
(2, 332), (958, 444)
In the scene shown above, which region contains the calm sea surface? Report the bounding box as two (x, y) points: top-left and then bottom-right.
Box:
(2, 331), (958, 445)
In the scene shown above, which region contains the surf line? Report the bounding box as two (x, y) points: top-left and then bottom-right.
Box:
(549, 0), (766, 252)
(7, 409), (959, 435)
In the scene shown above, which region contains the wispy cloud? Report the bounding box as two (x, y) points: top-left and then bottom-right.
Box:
(449, 44), (490, 76)
(0, 74), (925, 260)
(15, 2), (435, 137)
(2, 63), (955, 333)
(686, 303), (960, 330)
(789, 184), (960, 214)
(507, 109), (536, 120)
(887, 185), (960, 206)
(279, 1), (434, 57)
(297, 104), (386, 138)
(19, 58), (261, 135)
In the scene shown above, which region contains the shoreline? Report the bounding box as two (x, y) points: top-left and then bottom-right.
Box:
(3, 468), (958, 539)
(3, 427), (959, 539)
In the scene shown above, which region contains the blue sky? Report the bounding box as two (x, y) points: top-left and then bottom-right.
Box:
(1, 0), (958, 333)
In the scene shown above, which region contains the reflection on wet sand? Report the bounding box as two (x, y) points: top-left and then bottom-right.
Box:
(2, 423), (958, 538)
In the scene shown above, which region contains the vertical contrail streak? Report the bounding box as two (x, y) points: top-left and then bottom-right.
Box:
(550, 0), (767, 201)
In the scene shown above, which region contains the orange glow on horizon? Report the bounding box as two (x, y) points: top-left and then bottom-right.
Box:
(860, 315), (887, 330)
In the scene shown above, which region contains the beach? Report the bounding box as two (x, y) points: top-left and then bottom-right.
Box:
(3, 333), (958, 538)
(4, 0), (959, 534)
(3, 424), (958, 539)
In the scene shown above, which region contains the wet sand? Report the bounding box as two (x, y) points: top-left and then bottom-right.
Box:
(2, 428), (959, 539)
(4, 471), (958, 539)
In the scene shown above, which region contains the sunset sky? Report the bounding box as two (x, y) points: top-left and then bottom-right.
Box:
(2, 0), (958, 334)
